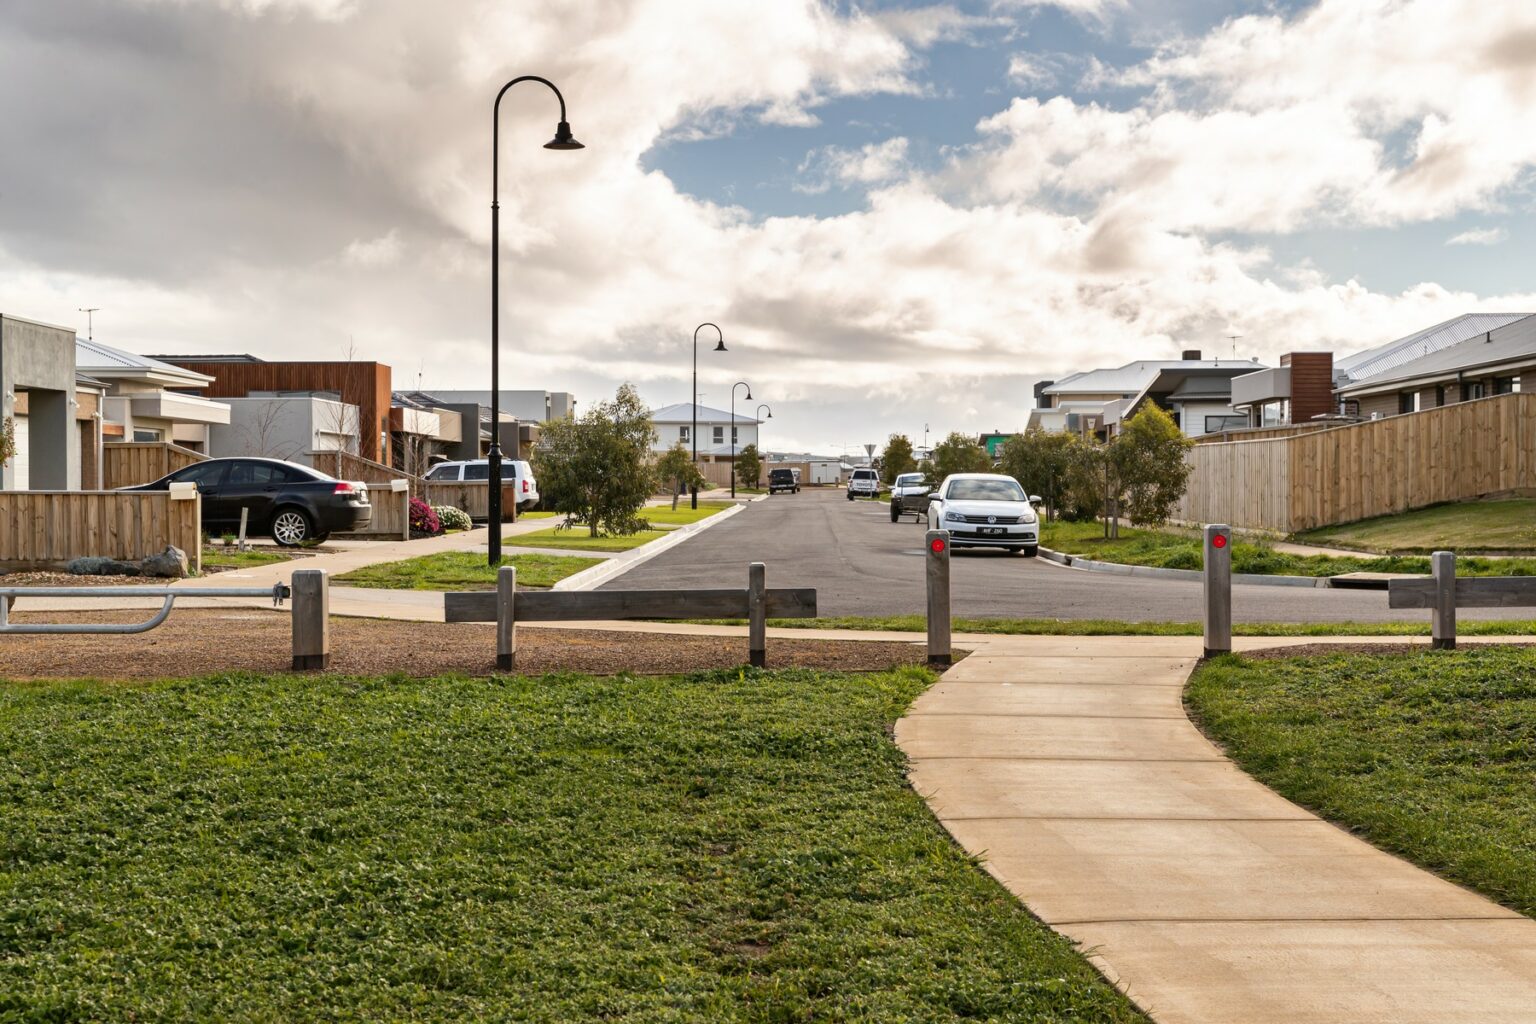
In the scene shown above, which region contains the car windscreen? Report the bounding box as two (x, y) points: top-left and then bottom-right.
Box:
(946, 478), (1026, 501)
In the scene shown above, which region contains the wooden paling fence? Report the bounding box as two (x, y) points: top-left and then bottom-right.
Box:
(422, 481), (521, 521)
(0, 490), (203, 571)
(102, 442), (208, 489)
(1177, 392), (1536, 532)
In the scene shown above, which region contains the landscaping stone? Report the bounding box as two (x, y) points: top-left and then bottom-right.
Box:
(66, 556), (142, 576)
(140, 545), (190, 578)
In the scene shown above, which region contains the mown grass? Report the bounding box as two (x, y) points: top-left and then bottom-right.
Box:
(1040, 519), (1536, 577)
(0, 668), (1147, 1023)
(1187, 647), (1536, 917)
(200, 548), (292, 570)
(641, 501), (733, 527)
(504, 526), (671, 552)
(1292, 499), (1536, 554)
(688, 615), (1536, 637)
(334, 551), (601, 590)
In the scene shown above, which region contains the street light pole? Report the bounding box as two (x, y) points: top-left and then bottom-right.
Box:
(756, 403), (772, 456)
(487, 75), (583, 567)
(730, 380), (752, 499)
(692, 323), (725, 510)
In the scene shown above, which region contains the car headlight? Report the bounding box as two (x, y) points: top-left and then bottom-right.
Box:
(943, 510), (965, 522)
(1021, 512), (1037, 524)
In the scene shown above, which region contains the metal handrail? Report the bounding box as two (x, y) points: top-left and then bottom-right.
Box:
(0, 583), (289, 635)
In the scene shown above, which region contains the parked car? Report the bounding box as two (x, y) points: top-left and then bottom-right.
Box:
(768, 467), (801, 494)
(889, 472), (930, 522)
(122, 457), (371, 545)
(425, 459), (540, 509)
(847, 467), (881, 501)
(925, 473), (1041, 556)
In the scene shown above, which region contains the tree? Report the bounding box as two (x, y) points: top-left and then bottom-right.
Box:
(996, 427), (1084, 521)
(880, 434), (917, 483)
(0, 417), (15, 472)
(1110, 404), (1193, 527)
(925, 431), (991, 487)
(734, 443), (763, 490)
(655, 442), (706, 510)
(532, 383), (656, 537)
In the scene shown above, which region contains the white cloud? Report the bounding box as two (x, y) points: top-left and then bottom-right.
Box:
(342, 230), (403, 267)
(796, 137), (911, 194)
(1446, 227), (1508, 246)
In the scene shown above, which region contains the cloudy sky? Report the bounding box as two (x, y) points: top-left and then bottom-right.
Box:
(2, 0), (1535, 456)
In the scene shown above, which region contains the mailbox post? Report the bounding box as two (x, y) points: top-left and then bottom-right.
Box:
(1203, 524), (1232, 657)
(926, 528), (952, 666)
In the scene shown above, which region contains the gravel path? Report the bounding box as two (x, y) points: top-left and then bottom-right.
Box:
(0, 608), (934, 679)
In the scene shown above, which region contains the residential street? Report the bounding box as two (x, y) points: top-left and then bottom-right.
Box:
(603, 488), (1532, 624)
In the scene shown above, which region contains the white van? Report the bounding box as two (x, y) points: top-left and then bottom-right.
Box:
(425, 459), (540, 509)
(847, 467), (881, 501)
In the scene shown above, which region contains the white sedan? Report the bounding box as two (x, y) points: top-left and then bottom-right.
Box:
(926, 473), (1041, 556)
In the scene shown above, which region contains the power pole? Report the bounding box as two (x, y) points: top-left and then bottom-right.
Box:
(79, 308), (100, 341)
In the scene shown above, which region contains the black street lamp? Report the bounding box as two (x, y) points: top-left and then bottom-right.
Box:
(730, 380), (752, 499)
(487, 75), (583, 567)
(691, 322), (726, 510)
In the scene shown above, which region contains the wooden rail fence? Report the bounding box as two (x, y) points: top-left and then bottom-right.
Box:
(102, 442), (208, 489)
(0, 490), (203, 571)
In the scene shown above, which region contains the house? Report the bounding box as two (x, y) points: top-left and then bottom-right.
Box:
(1, 314), (82, 490)
(393, 391), (534, 465)
(209, 394), (363, 464)
(148, 354), (394, 465)
(1228, 353), (1337, 428)
(1030, 351), (1264, 438)
(648, 402), (761, 456)
(389, 391), (465, 476)
(1332, 314), (1536, 418)
(74, 339), (231, 451)
(423, 390), (576, 423)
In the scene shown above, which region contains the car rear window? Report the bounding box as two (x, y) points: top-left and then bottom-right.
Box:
(853, 470), (877, 479)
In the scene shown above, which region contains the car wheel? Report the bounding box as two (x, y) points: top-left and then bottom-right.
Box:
(1022, 546), (1038, 558)
(271, 507), (315, 547)
(847, 492), (854, 501)
(890, 503), (900, 522)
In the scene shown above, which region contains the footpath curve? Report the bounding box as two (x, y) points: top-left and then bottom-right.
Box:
(896, 634), (1536, 1024)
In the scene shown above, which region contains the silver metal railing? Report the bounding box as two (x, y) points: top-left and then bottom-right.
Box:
(0, 583), (289, 635)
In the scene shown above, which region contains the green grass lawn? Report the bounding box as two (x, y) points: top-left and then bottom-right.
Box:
(1040, 519), (1536, 577)
(0, 668), (1147, 1023)
(201, 548), (293, 570)
(642, 501), (732, 526)
(689, 615), (1536, 637)
(1292, 499), (1536, 554)
(334, 551), (601, 590)
(504, 526), (671, 552)
(1188, 647), (1536, 917)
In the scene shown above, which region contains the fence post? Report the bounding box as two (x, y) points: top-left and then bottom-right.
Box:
(1203, 524), (1232, 657)
(391, 478), (410, 541)
(291, 568), (330, 670)
(926, 529), (952, 666)
(497, 565), (517, 671)
(748, 562), (767, 668)
(1432, 550), (1456, 651)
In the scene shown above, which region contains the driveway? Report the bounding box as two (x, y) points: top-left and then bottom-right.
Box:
(602, 487), (1531, 624)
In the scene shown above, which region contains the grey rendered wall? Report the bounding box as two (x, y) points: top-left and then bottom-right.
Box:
(1, 314), (80, 490)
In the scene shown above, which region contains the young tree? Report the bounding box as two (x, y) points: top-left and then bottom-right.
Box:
(0, 417), (15, 472)
(996, 427), (1082, 521)
(925, 431), (991, 487)
(880, 434), (917, 483)
(532, 383), (657, 537)
(1111, 403), (1194, 527)
(655, 442), (706, 510)
(734, 443), (763, 491)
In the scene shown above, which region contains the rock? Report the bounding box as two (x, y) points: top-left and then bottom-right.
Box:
(66, 556), (141, 576)
(140, 545), (189, 579)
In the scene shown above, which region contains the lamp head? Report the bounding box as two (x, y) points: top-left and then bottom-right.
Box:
(745, 389), (753, 401)
(767, 410), (773, 418)
(544, 120), (585, 150)
(713, 338), (727, 352)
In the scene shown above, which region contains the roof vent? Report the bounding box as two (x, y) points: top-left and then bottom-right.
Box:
(1182, 349), (1202, 360)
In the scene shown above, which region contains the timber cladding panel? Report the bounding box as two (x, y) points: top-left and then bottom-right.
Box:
(0, 491), (202, 571)
(1178, 392), (1536, 532)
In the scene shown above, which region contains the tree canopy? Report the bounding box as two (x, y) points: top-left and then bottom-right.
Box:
(655, 442), (706, 510)
(734, 444), (763, 490)
(926, 432), (991, 487)
(533, 383), (656, 537)
(879, 434), (918, 483)
(996, 428), (1083, 520)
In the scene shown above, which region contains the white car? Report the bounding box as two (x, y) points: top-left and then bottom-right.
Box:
(926, 473), (1041, 556)
(847, 467), (881, 501)
(425, 458), (540, 509)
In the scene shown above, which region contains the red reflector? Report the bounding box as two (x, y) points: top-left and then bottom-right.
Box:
(930, 537), (947, 553)
(1212, 534), (1228, 549)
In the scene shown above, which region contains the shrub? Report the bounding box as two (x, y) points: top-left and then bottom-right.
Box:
(409, 498), (442, 537)
(434, 505), (472, 532)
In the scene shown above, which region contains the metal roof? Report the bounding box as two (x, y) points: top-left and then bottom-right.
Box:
(76, 339), (215, 384)
(1337, 315), (1536, 394)
(1044, 358), (1262, 396)
(1334, 313), (1534, 385)
(649, 402), (759, 424)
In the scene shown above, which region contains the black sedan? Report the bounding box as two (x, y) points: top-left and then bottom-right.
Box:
(123, 457), (372, 545)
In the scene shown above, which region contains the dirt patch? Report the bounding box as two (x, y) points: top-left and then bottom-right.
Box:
(1238, 641), (1536, 661)
(0, 571), (170, 587)
(0, 608), (938, 679)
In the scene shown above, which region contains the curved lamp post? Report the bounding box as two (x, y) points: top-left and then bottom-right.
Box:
(730, 380), (752, 499)
(487, 75), (583, 567)
(691, 322), (726, 510)
(756, 403), (772, 464)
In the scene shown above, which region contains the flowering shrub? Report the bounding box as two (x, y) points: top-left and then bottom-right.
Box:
(408, 497), (442, 537)
(433, 504), (472, 532)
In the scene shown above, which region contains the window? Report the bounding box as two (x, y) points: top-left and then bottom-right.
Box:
(947, 478), (1026, 501)
(172, 461), (227, 487)
(679, 426), (690, 443)
(133, 428), (163, 443)
(731, 426), (738, 444)
(1495, 377), (1518, 395)
(1398, 392), (1418, 415)
(1435, 385), (1446, 408)
(1465, 381), (1486, 401)
(712, 426), (724, 444)
(462, 463), (490, 480)
(228, 461), (303, 486)
(1204, 414), (1249, 434)
(426, 464), (458, 481)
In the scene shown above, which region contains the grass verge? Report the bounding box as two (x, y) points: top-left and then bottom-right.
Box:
(1187, 647), (1536, 917)
(1292, 499), (1536, 554)
(334, 551), (601, 590)
(504, 527), (671, 552)
(1040, 519), (1536, 577)
(201, 548), (293, 570)
(686, 615), (1536, 637)
(0, 668), (1147, 1022)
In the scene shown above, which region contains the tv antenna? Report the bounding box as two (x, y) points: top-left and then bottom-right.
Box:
(79, 307), (100, 341)
(1227, 334), (1242, 358)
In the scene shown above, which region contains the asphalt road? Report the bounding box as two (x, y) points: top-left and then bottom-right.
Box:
(603, 488), (1531, 624)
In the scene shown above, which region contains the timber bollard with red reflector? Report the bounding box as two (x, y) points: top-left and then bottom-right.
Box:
(926, 528), (952, 666)
(1203, 524), (1232, 657)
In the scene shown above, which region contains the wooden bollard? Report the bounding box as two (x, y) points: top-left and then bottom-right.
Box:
(926, 529), (951, 666)
(748, 562), (767, 668)
(291, 568), (330, 670)
(497, 565), (517, 671)
(1431, 550), (1456, 651)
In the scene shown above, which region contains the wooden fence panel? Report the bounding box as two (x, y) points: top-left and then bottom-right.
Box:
(1175, 436), (1293, 533)
(422, 481), (519, 521)
(103, 442), (208, 489)
(344, 484), (411, 538)
(0, 491), (201, 571)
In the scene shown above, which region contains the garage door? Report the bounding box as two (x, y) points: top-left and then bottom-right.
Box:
(10, 415), (27, 490)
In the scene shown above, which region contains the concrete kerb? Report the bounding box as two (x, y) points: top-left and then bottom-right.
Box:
(552, 502), (748, 591)
(1040, 547), (1332, 589)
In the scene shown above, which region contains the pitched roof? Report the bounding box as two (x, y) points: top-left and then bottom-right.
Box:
(1338, 314), (1536, 394)
(1045, 358), (1262, 396)
(649, 402), (759, 424)
(1334, 313), (1534, 386)
(75, 339), (215, 384)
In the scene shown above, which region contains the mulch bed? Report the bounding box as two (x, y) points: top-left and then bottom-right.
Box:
(0, 608), (934, 679)
(1239, 641), (1536, 660)
(0, 571), (174, 587)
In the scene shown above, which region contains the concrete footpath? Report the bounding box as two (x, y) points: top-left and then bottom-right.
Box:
(897, 634), (1536, 1024)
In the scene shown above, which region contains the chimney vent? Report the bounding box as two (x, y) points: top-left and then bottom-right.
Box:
(1182, 349), (1202, 360)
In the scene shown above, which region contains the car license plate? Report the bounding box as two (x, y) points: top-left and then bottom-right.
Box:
(979, 526), (1006, 536)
